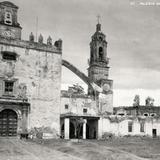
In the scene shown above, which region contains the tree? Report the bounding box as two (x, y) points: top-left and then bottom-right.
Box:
(69, 83), (85, 95)
(74, 118), (85, 142)
(133, 95), (140, 106)
(145, 96), (154, 106)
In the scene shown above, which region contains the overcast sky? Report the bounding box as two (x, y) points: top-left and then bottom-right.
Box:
(11, 0), (160, 106)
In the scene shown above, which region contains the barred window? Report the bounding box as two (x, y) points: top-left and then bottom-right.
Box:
(4, 81), (14, 94)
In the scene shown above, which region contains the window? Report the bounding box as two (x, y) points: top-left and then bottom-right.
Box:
(83, 108), (87, 113)
(128, 121), (133, 132)
(143, 113), (149, 117)
(117, 113), (125, 116)
(99, 47), (103, 61)
(150, 113), (156, 117)
(4, 81), (14, 95)
(1, 51), (17, 61)
(4, 11), (12, 25)
(99, 36), (103, 41)
(140, 122), (145, 132)
(65, 104), (69, 110)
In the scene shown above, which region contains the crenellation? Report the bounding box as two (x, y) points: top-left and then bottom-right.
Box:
(0, 36), (62, 54)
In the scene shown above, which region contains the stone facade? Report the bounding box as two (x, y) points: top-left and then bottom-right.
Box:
(0, 1), (62, 136)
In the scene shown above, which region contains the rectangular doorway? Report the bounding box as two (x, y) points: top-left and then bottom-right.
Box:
(152, 129), (157, 138)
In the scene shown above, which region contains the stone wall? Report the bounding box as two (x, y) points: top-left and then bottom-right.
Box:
(0, 39), (62, 134)
(99, 116), (160, 138)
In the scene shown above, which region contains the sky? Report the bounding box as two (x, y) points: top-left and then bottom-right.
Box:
(9, 0), (160, 106)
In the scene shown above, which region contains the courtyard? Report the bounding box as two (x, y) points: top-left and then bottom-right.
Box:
(0, 137), (160, 160)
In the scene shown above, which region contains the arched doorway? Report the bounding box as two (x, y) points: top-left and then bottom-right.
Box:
(0, 109), (18, 136)
(76, 124), (83, 139)
(86, 124), (90, 139)
(61, 124), (64, 138)
(70, 122), (75, 138)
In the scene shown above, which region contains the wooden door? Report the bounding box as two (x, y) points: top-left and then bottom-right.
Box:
(0, 109), (17, 136)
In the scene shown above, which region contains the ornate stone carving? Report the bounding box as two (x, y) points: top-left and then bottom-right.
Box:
(5, 61), (15, 78)
(17, 83), (27, 100)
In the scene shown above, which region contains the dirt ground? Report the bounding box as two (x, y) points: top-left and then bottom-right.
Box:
(95, 137), (160, 160)
(31, 137), (160, 160)
(0, 137), (160, 160)
(0, 138), (81, 160)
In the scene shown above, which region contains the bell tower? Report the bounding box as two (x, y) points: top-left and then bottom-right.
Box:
(88, 21), (113, 97)
(0, 1), (22, 39)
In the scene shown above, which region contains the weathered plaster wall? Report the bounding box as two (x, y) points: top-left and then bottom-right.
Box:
(61, 96), (97, 116)
(99, 93), (113, 113)
(0, 43), (62, 133)
(99, 116), (160, 138)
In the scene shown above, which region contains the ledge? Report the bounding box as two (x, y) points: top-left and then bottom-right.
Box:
(60, 112), (100, 119)
(0, 97), (30, 106)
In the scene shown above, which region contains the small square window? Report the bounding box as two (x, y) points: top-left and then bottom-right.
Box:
(83, 108), (87, 113)
(65, 104), (69, 109)
(4, 81), (14, 95)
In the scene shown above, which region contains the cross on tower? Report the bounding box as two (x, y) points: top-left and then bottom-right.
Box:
(97, 15), (101, 24)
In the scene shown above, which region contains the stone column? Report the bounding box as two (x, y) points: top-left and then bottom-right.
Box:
(64, 118), (70, 139)
(83, 119), (87, 139)
(22, 106), (28, 133)
(98, 117), (103, 139)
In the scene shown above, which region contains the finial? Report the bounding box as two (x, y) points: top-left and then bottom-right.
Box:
(54, 39), (62, 50)
(96, 15), (101, 32)
(38, 34), (43, 43)
(29, 32), (34, 42)
(47, 36), (52, 46)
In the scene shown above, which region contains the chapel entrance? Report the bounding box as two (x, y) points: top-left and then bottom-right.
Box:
(0, 109), (18, 136)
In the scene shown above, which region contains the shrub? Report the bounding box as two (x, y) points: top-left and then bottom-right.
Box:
(102, 132), (114, 140)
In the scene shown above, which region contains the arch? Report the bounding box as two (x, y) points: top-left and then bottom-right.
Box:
(62, 59), (92, 87)
(143, 113), (149, 117)
(0, 107), (22, 120)
(99, 47), (103, 61)
(61, 123), (64, 138)
(62, 59), (103, 93)
(70, 121), (75, 138)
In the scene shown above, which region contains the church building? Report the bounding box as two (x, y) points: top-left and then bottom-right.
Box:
(0, 1), (62, 137)
(0, 1), (114, 139)
(60, 22), (113, 139)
